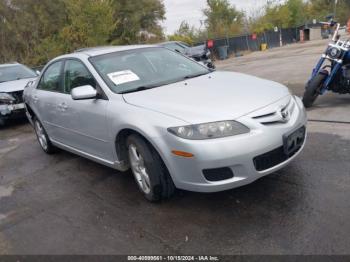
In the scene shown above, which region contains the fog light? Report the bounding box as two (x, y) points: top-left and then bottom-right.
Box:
(203, 167), (234, 181)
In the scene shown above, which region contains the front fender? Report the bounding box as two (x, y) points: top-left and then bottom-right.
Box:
(108, 100), (188, 162)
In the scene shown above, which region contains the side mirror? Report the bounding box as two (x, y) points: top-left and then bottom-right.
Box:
(71, 85), (97, 100)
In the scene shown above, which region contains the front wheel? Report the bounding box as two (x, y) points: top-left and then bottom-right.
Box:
(302, 73), (327, 108)
(127, 134), (175, 202)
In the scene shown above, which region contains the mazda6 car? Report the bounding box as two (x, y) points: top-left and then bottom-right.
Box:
(23, 45), (307, 202)
(0, 62), (38, 126)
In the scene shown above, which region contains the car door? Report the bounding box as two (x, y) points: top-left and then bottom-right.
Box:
(31, 61), (64, 140)
(53, 59), (113, 161)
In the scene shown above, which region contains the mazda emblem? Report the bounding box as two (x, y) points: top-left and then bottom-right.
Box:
(280, 109), (289, 122)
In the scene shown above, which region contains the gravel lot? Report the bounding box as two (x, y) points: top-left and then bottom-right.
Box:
(1, 39), (350, 255)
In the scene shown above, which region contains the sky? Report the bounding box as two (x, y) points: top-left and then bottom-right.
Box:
(162, 0), (268, 35)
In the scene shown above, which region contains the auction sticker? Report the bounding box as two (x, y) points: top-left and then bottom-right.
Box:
(107, 70), (140, 85)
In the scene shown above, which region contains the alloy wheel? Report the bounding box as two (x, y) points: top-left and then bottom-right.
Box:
(35, 120), (48, 151)
(128, 144), (151, 194)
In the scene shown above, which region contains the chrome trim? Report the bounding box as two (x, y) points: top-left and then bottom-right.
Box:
(252, 97), (294, 125)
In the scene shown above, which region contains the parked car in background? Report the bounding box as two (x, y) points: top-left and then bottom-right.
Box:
(32, 65), (45, 74)
(24, 46), (307, 202)
(159, 41), (215, 69)
(0, 62), (38, 126)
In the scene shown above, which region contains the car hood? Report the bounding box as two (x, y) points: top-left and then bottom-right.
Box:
(123, 71), (290, 124)
(0, 78), (37, 93)
(185, 44), (206, 57)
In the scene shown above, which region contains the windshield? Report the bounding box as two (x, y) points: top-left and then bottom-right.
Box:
(0, 64), (37, 83)
(90, 47), (210, 94)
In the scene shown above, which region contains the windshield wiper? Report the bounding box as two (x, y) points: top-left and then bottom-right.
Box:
(120, 84), (161, 94)
(183, 72), (209, 80)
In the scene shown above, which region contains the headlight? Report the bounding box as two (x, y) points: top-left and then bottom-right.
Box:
(328, 47), (342, 59)
(0, 93), (15, 104)
(168, 121), (250, 140)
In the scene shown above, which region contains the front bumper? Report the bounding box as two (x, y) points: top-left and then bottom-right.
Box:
(155, 96), (307, 193)
(0, 103), (26, 121)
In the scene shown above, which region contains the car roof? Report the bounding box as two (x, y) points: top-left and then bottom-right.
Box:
(158, 41), (181, 45)
(0, 62), (20, 68)
(50, 45), (158, 63)
(71, 45), (156, 57)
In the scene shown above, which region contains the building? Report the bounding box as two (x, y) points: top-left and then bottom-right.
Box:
(298, 21), (330, 41)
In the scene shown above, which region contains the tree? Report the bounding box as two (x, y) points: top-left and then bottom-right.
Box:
(287, 0), (308, 27)
(0, 1), (13, 62)
(249, 0), (308, 33)
(58, 0), (115, 52)
(0, 0), (167, 65)
(168, 21), (198, 45)
(248, 0), (349, 36)
(203, 0), (244, 38)
(0, 0), (67, 64)
(308, 0), (350, 25)
(110, 0), (165, 44)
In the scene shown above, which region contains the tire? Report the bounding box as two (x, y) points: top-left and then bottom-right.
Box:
(302, 73), (327, 108)
(33, 117), (57, 154)
(208, 63), (216, 70)
(126, 134), (175, 202)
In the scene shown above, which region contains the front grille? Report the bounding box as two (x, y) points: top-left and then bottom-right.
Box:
(253, 143), (302, 172)
(253, 147), (288, 172)
(10, 90), (24, 104)
(254, 125), (305, 172)
(203, 167), (234, 182)
(252, 97), (295, 125)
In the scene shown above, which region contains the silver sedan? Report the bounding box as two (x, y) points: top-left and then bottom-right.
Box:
(24, 46), (307, 201)
(0, 62), (38, 126)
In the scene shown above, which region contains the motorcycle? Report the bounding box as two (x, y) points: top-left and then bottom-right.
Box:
(303, 18), (350, 108)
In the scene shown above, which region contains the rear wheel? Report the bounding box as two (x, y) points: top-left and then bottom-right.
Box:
(33, 117), (56, 154)
(302, 73), (327, 108)
(126, 134), (175, 202)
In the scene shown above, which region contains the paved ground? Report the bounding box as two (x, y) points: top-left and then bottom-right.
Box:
(1, 40), (350, 255)
(217, 39), (350, 123)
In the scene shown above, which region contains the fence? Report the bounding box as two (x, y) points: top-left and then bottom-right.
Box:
(200, 27), (300, 58)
